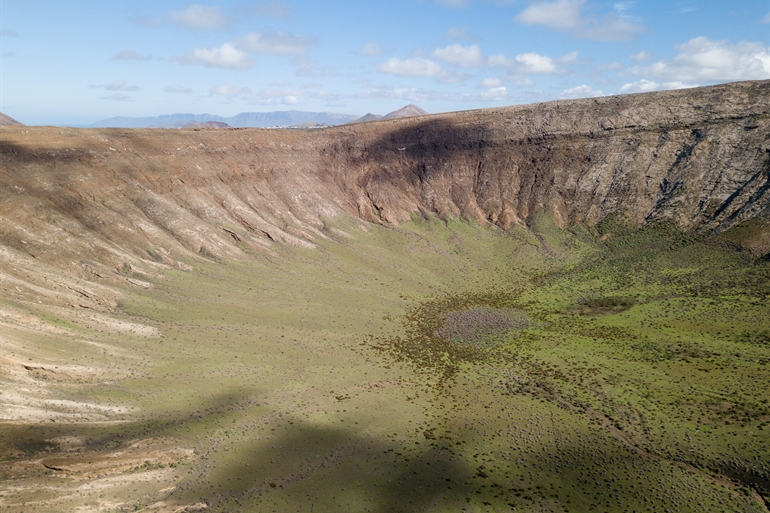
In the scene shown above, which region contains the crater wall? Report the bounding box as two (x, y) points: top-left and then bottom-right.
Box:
(0, 80), (768, 312)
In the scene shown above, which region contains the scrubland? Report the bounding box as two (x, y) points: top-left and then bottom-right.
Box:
(2, 213), (768, 512)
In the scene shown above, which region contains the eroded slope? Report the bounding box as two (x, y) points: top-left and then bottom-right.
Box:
(1, 81), (768, 297)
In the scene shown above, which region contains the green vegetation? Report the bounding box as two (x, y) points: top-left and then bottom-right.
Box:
(377, 219), (770, 511)
(2, 213), (769, 512)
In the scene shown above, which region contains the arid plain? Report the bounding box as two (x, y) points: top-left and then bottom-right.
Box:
(1, 80), (769, 512)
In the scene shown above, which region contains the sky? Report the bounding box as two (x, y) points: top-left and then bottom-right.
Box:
(1, 0), (769, 126)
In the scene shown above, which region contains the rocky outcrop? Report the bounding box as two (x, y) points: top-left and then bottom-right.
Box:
(0, 80), (768, 311)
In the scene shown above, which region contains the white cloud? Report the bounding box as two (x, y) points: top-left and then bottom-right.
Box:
(436, 0), (470, 8)
(210, 84), (252, 96)
(105, 79), (127, 91)
(358, 86), (432, 102)
(480, 86), (508, 101)
(388, 43), (563, 81)
(630, 50), (651, 62)
(620, 79), (659, 93)
(633, 37), (770, 83)
(445, 27), (478, 40)
(480, 78), (503, 88)
(378, 57), (444, 77)
(432, 44), (559, 72)
(254, 1), (294, 20)
(432, 44), (485, 67)
(515, 0), (643, 41)
(294, 57), (339, 77)
(619, 80), (699, 93)
(560, 84), (605, 98)
(165, 85), (193, 94)
(488, 52), (557, 74)
(236, 31), (313, 55)
(575, 13), (643, 41)
(761, 13), (770, 24)
(362, 43), (384, 56)
(559, 51), (579, 63)
(663, 82), (699, 90)
(601, 62), (624, 70)
(516, 0), (583, 30)
(173, 30), (312, 69)
(488, 54), (514, 67)
(243, 87), (304, 105)
(101, 93), (132, 102)
(170, 4), (229, 30)
(111, 49), (151, 61)
(176, 43), (252, 68)
(208, 84), (305, 106)
(132, 16), (165, 27)
(436, 70), (469, 84)
(515, 53), (556, 73)
(357, 83), (513, 104)
(513, 77), (535, 87)
(97, 79), (140, 92)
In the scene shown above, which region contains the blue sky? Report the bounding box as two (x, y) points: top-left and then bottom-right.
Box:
(1, 0), (769, 125)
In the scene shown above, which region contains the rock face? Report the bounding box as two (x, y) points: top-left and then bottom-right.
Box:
(0, 80), (768, 311)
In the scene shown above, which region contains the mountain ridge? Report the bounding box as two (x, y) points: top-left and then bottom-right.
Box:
(90, 110), (360, 129)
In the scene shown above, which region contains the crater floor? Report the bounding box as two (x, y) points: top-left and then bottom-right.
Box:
(1, 216), (769, 512)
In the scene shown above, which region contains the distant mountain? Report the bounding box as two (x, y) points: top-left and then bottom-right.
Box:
(349, 113), (384, 124)
(0, 112), (24, 126)
(90, 111), (360, 129)
(182, 121), (232, 129)
(349, 105), (428, 124)
(382, 104), (428, 120)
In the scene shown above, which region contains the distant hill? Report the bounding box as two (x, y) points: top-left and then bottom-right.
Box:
(0, 112), (24, 126)
(349, 105), (428, 124)
(382, 104), (428, 120)
(349, 113), (384, 124)
(90, 111), (359, 129)
(182, 121), (232, 129)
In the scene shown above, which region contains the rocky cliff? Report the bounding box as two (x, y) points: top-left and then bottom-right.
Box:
(0, 80), (768, 314)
